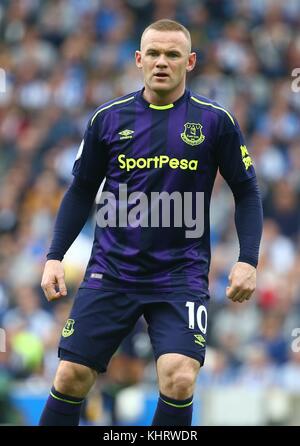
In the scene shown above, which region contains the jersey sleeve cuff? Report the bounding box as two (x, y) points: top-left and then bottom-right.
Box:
(46, 252), (64, 261)
(237, 256), (258, 268)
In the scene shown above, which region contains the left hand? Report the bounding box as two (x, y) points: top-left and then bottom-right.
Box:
(226, 262), (256, 303)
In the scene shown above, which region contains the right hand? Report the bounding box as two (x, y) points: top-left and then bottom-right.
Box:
(41, 260), (68, 301)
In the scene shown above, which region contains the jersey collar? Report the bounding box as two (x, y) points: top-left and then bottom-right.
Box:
(136, 87), (190, 110)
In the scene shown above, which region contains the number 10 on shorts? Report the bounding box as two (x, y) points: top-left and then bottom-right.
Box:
(186, 302), (207, 334)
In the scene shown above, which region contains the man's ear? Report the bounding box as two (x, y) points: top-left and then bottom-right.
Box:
(135, 50), (142, 69)
(186, 52), (196, 73)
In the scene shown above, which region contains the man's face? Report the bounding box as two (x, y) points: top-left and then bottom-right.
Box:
(135, 29), (196, 96)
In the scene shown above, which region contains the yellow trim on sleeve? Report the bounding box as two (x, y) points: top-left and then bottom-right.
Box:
(191, 96), (235, 125)
(90, 96), (135, 126)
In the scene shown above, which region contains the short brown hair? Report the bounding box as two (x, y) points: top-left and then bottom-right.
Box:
(141, 19), (192, 52)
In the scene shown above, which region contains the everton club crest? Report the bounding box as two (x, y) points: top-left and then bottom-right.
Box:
(62, 319), (75, 338)
(181, 122), (205, 146)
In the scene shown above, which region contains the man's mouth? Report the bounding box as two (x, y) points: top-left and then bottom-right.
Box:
(154, 73), (169, 78)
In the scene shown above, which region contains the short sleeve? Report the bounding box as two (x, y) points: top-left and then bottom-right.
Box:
(72, 114), (107, 186)
(216, 114), (256, 185)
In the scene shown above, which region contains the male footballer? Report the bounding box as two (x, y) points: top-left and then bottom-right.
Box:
(39, 19), (263, 426)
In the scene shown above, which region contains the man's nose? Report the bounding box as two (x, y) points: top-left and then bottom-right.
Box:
(156, 54), (168, 67)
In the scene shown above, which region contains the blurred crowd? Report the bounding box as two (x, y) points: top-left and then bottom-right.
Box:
(0, 0), (300, 425)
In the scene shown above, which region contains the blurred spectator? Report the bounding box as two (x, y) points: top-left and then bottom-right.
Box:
(237, 344), (278, 389)
(253, 311), (289, 365)
(263, 180), (300, 241)
(280, 350), (300, 394)
(2, 286), (55, 342)
(211, 300), (262, 367)
(197, 349), (237, 387)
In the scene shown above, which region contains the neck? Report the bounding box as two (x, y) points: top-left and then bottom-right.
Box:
(143, 85), (186, 105)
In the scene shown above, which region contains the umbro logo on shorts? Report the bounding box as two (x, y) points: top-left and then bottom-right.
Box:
(194, 334), (205, 347)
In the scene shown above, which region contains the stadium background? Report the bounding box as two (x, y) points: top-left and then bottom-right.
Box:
(0, 0), (299, 426)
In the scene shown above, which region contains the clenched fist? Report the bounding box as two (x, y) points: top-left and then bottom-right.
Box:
(226, 262), (256, 303)
(41, 260), (68, 301)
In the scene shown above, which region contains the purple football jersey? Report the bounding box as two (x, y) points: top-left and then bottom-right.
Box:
(72, 88), (255, 294)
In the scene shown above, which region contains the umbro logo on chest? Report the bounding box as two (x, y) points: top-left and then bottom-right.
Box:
(118, 122), (205, 146)
(118, 129), (134, 140)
